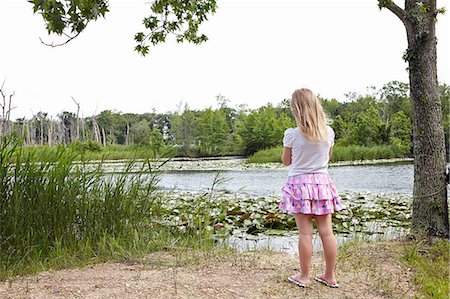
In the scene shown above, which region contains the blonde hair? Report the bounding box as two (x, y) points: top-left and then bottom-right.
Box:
(291, 88), (328, 143)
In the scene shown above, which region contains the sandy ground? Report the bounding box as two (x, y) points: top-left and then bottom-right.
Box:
(0, 242), (415, 299)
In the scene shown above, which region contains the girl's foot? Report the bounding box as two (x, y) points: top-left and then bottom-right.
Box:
(288, 273), (311, 288)
(314, 274), (339, 288)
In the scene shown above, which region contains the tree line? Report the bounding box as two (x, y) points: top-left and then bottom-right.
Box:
(1, 81), (449, 158)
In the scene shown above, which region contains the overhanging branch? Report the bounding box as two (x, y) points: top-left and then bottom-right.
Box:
(39, 30), (83, 48)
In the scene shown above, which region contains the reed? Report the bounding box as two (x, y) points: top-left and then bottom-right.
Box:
(331, 144), (402, 162)
(20, 143), (177, 162)
(0, 135), (215, 280)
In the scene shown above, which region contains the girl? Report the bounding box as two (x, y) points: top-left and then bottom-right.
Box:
(279, 88), (344, 288)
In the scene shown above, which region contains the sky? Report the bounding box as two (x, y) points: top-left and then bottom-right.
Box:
(0, 0), (449, 120)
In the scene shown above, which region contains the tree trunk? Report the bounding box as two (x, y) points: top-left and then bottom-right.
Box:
(382, 1), (449, 237)
(126, 122), (130, 145)
(405, 1), (448, 237)
(101, 127), (106, 147)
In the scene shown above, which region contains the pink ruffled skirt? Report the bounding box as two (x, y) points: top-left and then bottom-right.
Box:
(279, 173), (344, 215)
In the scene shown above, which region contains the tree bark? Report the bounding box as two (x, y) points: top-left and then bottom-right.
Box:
(384, 0), (449, 237)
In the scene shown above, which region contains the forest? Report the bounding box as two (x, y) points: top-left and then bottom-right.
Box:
(1, 81), (449, 160)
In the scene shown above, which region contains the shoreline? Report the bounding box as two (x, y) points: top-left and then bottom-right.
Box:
(93, 157), (414, 172)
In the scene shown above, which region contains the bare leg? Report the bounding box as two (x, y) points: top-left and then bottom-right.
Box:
(315, 214), (337, 284)
(291, 213), (313, 285)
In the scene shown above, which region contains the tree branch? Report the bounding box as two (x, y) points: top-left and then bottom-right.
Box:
(39, 30), (83, 48)
(381, 1), (407, 23)
(379, 0), (414, 37)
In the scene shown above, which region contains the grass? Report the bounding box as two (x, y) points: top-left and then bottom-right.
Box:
(338, 237), (449, 298)
(248, 144), (406, 164)
(0, 135), (219, 280)
(402, 238), (449, 298)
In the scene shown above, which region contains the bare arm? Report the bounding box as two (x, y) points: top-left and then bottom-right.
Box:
(329, 147), (333, 160)
(282, 147), (292, 166)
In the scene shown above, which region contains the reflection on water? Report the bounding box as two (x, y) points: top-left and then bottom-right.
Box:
(225, 226), (409, 254)
(158, 164), (414, 196)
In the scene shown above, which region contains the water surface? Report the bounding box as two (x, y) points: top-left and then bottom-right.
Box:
(158, 164), (414, 196)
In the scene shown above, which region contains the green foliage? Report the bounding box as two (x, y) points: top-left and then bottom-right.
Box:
(171, 105), (199, 156)
(97, 110), (126, 144)
(378, 0), (394, 9)
(330, 115), (347, 140)
(71, 140), (103, 153)
(135, 0), (218, 55)
(150, 127), (165, 157)
(28, 0), (109, 36)
(320, 97), (342, 119)
(349, 106), (383, 146)
(389, 111), (412, 155)
(29, 0), (216, 54)
(197, 108), (228, 155)
(12, 81), (450, 159)
(236, 104), (293, 155)
(379, 81), (412, 121)
(130, 119), (152, 146)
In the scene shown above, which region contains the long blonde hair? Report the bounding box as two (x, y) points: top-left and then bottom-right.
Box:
(291, 88), (328, 143)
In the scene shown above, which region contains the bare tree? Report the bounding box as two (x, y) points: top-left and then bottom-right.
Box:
(71, 96), (80, 141)
(101, 127), (106, 146)
(0, 79), (16, 136)
(92, 115), (101, 143)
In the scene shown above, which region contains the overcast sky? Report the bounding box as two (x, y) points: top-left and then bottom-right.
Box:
(0, 0), (449, 120)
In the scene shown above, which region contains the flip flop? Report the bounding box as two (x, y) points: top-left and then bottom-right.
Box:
(288, 276), (308, 288)
(314, 275), (339, 288)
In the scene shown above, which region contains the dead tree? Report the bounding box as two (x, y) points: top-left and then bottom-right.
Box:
(101, 127), (106, 146)
(92, 115), (101, 143)
(0, 80), (16, 136)
(71, 96), (80, 141)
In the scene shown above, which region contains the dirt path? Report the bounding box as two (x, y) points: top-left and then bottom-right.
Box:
(0, 242), (415, 299)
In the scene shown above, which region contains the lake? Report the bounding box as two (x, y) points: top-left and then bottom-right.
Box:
(158, 163), (414, 196)
(149, 160), (415, 252)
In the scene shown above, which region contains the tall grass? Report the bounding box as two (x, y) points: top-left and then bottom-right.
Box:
(331, 144), (403, 162)
(248, 145), (406, 164)
(0, 135), (216, 280)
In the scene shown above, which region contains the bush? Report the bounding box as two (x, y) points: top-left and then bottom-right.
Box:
(71, 141), (103, 153)
(247, 147), (283, 163)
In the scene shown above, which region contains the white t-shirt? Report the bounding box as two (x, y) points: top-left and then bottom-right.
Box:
(283, 126), (335, 177)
